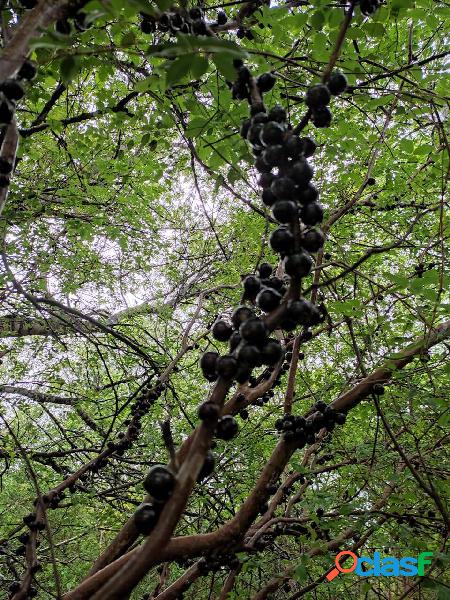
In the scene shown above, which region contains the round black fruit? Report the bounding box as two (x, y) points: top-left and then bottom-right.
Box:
(301, 136), (317, 157)
(300, 202), (324, 225)
(0, 157), (13, 174)
(18, 61), (37, 81)
(258, 262), (273, 278)
(229, 331), (242, 351)
(216, 416), (239, 440)
(272, 200), (297, 223)
(134, 503), (158, 534)
(240, 317), (268, 345)
(261, 188), (277, 206)
(247, 123), (264, 146)
(198, 402), (220, 421)
(269, 226), (294, 254)
(286, 298), (314, 325)
(200, 352), (219, 373)
(190, 6), (203, 19)
(238, 344), (262, 367)
(284, 252), (313, 278)
(305, 84), (331, 109)
(216, 355), (238, 379)
(289, 160), (313, 188)
(143, 465), (176, 501)
(240, 118), (251, 139)
(260, 121), (284, 146)
(262, 144), (285, 168)
(140, 18), (156, 33)
(243, 275), (261, 298)
(302, 229), (325, 252)
(252, 112), (270, 125)
(271, 176), (296, 200)
(55, 18), (72, 34)
(296, 183), (318, 204)
(268, 105), (286, 123)
(197, 450), (215, 482)
(212, 320), (232, 342)
(259, 172), (275, 189)
(335, 412), (346, 425)
(257, 287), (282, 312)
(232, 306), (255, 330)
(0, 79), (24, 101)
(373, 383), (385, 395)
(312, 107), (332, 128)
(255, 155), (271, 173)
(261, 339), (284, 365)
(257, 72), (276, 93)
(284, 135), (304, 159)
(216, 10), (227, 24)
(327, 71), (347, 96)
(236, 365), (252, 383)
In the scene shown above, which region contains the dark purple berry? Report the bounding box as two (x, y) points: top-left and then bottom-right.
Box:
(143, 465), (175, 501)
(18, 61), (37, 81)
(257, 72), (276, 93)
(269, 226), (294, 254)
(260, 339), (284, 365)
(260, 121), (284, 146)
(243, 275), (261, 298)
(300, 202), (324, 226)
(268, 105), (286, 122)
(296, 183), (319, 204)
(288, 160), (313, 188)
(258, 262), (273, 278)
(311, 107), (332, 128)
(216, 355), (238, 379)
(271, 176), (296, 200)
(134, 503), (158, 534)
(216, 10), (227, 24)
(232, 306), (255, 329)
(327, 72), (347, 96)
(256, 287), (282, 312)
(197, 451), (215, 481)
(301, 137), (317, 157)
(305, 84), (331, 109)
(0, 79), (24, 101)
(238, 344), (261, 367)
(216, 416), (239, 440)
(240, 317), (268, 345)
(272, 200), (297, 223)
(284, 252), (313, 278)
(302, 229), (325, 252)
(212, 320), (233, 342)
(262, 188), (277, 206)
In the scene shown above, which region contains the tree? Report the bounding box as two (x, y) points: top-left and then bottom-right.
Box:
(0, 0), (449, 599)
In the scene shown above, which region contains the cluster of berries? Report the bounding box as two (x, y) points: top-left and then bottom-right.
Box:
(0, 61), (36, 151)
(198, 553), (240, 574)
(231, 60), (276, 102)
(275, 400), (346, 446)
(140, 6), (226, 36)
(134, 464), (176, 534)
(304, 73), (347, 128)
(200, 303), (283, 383)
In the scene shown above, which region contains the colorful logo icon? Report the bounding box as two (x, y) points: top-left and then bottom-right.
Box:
(326, 551), (433, 581)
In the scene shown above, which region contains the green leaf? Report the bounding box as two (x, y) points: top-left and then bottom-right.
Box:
(310, 11), (325, 30)
(166, 55), (192, 87)
(190, 55), (209, 79)
(60, 56), (80, 84)
(213, 53), (237, 80)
